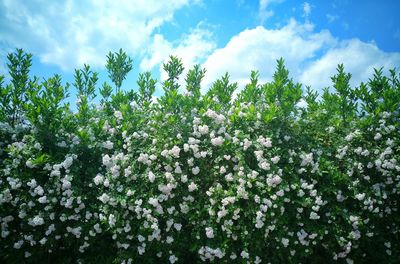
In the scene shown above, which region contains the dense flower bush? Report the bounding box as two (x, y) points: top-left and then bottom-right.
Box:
(0, 49), (399, 263)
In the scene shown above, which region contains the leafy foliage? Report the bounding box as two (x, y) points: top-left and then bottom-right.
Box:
(106, 48), (133, 92)
(0, 48), (399, 264)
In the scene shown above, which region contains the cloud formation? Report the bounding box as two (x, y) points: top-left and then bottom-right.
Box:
(1, 0), (398, 95)
(258, 0), (284, 24)
(201, 19), (335, 90)
(200, 19), (400, 92)
(300, 39), (400, 89)
(0, 0), (191, 71)
(302, 2), (311, 18)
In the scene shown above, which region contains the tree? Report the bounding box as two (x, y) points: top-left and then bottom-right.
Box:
(106, 48), (133, 92)
(0, 48), (33, 127)
(163, 55), (184, 92)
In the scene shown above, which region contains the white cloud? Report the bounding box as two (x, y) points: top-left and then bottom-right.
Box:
(258, 0), (284, 24)
(302, 2), (311, 18)
(326, 14), (338, 23)
(201, 18), (400, 93)
(201, 19), (335, 90)
(300, 39), (400, 89)
(0, 0), (192, 71)
(140, 24), (216, 88)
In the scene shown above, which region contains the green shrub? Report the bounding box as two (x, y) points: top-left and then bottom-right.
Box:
(0, 49), (399, 263)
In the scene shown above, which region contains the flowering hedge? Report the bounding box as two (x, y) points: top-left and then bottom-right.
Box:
(0, 49), (399, 264)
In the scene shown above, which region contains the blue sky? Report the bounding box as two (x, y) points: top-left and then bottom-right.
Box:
(1, 0), (399, 101)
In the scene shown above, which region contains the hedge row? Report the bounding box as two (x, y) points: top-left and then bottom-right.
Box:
(0, 49), (399, 263)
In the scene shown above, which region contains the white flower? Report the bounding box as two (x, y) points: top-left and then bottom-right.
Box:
(26, 160), (35, 168)
(243, 138), (252, 150)
(174, 223), (182, 231)
(198, 125), (209, 135)
(211, 136), (224, 146)
(50, 169), (61, 177)
(326, 126), (335, 133)
(169, 255), (178, 263)
(204, 109), (225, 124)
(281, 237), (289, 247)
(181, 175), (188, 183)
(355, 193), (365, 201)
(98, 193), (110, 204)
(103, 140), (114, 150)
(192, 166), (200, 175)
(169, 146), (181, 158)
(337, 192), (345, 202)
(130, 101), (138, 109)
(188, 182), (198, 192)
(34, 142), (42, 150)
(39, 237), (47, 245)
(161, 149), (171, 157)
(137, 235), (145, 242)
(72, 136), (80, 145)
(350, 230), (361, 240)
(137, 246), (145, 255)
(300, 153), (313, 167)
(254, 150), (264, 161)
(175, 165), (182, 174)
(61, 179), (71, 190)
(183, 144), (190, 152)
(30, 215), (44, 226)
(148, 171), (156, 183)
(240, 251), (249, 259)
(27, 179), (37, 188)
(188, 137), (198, 145)
(205, 227), (214, 238)
(114, 110), (123, 120)
(93, 174), (104, 185)
(108, 214), (116, 227)
(102, 154), (113, 167)
(266, 175), (282, 187)
(34, 185), (44, 196)
(63, 156), (73, 169)
(259, 161), (270, 170)
(159, 184), (173, 195)
(345, 133), (354, 141)
(110, 165), (120, 178)
(374, 133), (382, 140)
(67, 226), (82, 238)
(257, 136), (272, 148)
(148, 197), (159, 207)
(14, 240), (24, 249)
(271, 156), (280, 164)
(103, 179), (110, 187)
(225, 173), (234, 181)
(309, 212), (320, 220)
(166, 236), (174, 244)
(38, 196), (48, 204)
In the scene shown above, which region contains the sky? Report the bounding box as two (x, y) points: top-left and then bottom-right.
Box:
(0, 0), (399, 101)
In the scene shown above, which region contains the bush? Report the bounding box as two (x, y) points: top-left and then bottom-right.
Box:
(0, 49), (399, 263)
